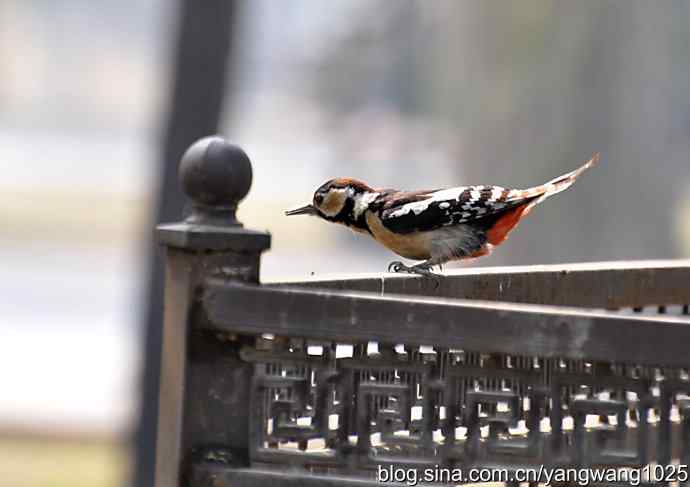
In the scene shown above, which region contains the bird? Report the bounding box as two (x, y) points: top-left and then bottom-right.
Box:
(285, 154), (599, 278)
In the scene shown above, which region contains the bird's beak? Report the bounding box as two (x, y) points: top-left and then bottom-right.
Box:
(285, 204), (317, 216)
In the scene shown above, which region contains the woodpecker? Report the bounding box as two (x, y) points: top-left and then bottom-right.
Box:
(285, 154), (599, 277)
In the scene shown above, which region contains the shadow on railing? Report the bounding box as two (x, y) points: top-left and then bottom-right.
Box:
(155, 137), (690, 487)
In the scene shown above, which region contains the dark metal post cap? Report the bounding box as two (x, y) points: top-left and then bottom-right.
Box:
(179, 136), (252, 224)
(157, 136), (271, 252)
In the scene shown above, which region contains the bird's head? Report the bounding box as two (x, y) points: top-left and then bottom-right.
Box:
(285, 178), (374, 221)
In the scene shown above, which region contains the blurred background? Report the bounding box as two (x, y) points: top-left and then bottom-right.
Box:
(1, 0), (689, 486)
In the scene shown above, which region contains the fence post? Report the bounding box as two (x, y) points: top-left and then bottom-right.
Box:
(153, 136), (270, 487)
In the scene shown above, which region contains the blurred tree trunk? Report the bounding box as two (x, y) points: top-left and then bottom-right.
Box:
(132, 1), (239, 486)
(427, 0), (690, 265)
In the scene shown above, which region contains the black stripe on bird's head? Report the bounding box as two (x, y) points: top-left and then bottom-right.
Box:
(285, 177), (373, 220)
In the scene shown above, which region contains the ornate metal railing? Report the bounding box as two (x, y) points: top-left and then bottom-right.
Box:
(154, 137), (690, 487)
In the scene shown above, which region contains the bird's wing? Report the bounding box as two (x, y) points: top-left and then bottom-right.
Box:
(376, 154), (599, 236)
(376, 185), (539, 234)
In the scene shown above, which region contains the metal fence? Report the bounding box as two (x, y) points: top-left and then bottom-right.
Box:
(154, 137), (690, 487)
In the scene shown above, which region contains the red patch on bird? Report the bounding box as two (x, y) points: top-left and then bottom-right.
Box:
(486, 202), (533, 246)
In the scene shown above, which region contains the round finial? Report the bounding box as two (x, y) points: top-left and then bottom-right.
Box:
(179, 136), (252, 210)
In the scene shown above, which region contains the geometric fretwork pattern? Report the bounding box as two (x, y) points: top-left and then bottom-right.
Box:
(241, 339), (690, 479)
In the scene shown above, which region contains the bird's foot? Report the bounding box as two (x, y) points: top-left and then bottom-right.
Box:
(387, 261), (408, 273)
(387, 261), (443, 287)
(388, 260), (439, 275)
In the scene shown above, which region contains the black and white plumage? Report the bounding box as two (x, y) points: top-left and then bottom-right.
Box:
(376, 185), (518, 233)
(285, 154), (599, 276)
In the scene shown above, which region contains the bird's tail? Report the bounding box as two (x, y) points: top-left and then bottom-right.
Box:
(514, 153), (599, 202)
(480, 153), (598, 247)
(541, 152), (599, 197)
(503, 153), (599, 220)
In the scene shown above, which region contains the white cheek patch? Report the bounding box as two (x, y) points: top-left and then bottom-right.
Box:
(320, 188), (348, 217)
(353, 192), (379, 218)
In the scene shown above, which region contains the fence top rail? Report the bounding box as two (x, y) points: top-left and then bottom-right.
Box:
(268, 259), (690, 308)
(204, 279), (690, 368)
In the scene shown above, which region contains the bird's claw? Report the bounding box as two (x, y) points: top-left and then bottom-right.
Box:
(386, 261), (443, 289)
(388, 261), (406, 273)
